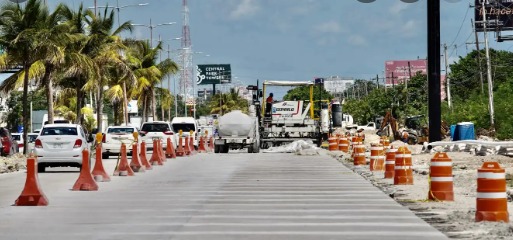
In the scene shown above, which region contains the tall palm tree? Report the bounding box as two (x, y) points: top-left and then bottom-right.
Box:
(208, 88), (249, 115)
(0, 0), (48, 154)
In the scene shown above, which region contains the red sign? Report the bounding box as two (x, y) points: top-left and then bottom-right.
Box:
(384, 60), (427, 86)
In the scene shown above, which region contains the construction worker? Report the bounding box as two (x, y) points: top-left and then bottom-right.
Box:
(265, 93), (274, 116)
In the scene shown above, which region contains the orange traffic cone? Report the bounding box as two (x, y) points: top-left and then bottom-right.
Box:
(72, 149), (99, 191)
(130, 143), (144, 172)
(92, 144), (110, 182)
(184, 136), (191, 156)
(209, 136), (215, 153)
(140, 142), (152, 170)
(14, 157), (49, 206)
(198, 136), (207, 153)
(176, 136), (185, 157)
(165, 137), (176, 158)
(159, 140), (167, 162)
(114, 144), (135, 176)
(189, 136), (196, 155)
(149, 140), (164, 166)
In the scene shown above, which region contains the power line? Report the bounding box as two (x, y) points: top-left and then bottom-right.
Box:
(448, 3), (471, 47)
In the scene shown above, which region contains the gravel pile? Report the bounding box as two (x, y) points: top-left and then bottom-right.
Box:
(0, 154), (27, 174)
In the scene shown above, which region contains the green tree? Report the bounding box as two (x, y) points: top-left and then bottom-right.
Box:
(208, 88), (249, 115)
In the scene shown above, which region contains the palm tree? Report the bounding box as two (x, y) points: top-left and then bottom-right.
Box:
(0, 0), (48, 154)
(208, 88), (249, 115)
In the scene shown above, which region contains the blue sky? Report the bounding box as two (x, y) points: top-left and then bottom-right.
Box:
(7, 0), (513, 98)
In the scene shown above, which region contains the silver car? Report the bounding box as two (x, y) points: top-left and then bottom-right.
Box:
(34, 124), (92, 172)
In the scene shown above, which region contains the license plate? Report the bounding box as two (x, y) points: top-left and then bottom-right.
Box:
(152, 137), (161, 141)
(53, 143), (63, 148)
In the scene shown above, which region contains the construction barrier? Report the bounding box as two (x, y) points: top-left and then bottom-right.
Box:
(92, 144), (110, 182)
(353, 143), (366, 166)
(176, 137), (185, 157)
(114, 143), (135, 176)
(384, 147), (397, 179)
(382, 136), (390, 150)
(14, 157), (49, 206)
(140, 142), (152, 170)
(149, 140), (164, 166)
(165, 137), (177, 158)
(476, 162), (509, 222)
(328, 136), (338, 151)
(130, 143), (144, 172)
(158, 140), (166, 162)
(428, 152), (453, 201)
(72, 149), (99, 191)
(370, 143), (385, 171)
(198, 136), (207, 153)
(394, 146), (413, 185)
(209, 136), (215, 153)
(338, 136), (349, 153)
(184, 136), (191, 156)
(189, 135), (196, 155)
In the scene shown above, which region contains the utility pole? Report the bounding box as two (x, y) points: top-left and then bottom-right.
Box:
(482, 0), (495, 127)
(376, 74), (379, 89)
(443, 44), (452, 109)
(427, 0), (441, 142)
(472, 18), (485, 94)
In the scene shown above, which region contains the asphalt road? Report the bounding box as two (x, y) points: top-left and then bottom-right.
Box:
(0, 150), (448, 240)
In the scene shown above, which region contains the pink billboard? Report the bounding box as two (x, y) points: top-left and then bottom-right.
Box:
(384, 59), (427, 86)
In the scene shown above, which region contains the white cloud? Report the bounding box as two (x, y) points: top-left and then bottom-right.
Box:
(315, 21), (344, 34)
(229, 0), (261, 20)
(389, 1), (410, 15)
(347, 34), (368, 46)
(401, 19), (420, 37)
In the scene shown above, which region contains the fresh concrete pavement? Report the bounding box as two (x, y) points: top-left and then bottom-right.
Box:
(0, 151), (448, 240)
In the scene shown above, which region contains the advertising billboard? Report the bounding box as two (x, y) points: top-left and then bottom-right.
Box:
(384, 59), (427, 86)
(196, 64), (231, 85)
(474, 0), (513, 32)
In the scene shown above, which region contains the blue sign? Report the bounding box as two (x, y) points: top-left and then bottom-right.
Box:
(314, 78), (325, 84)
(17, 125), (23, 133)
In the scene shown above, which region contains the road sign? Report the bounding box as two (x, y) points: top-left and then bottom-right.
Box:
(196, 64), (231, 85)
(314, 78), (325, 84)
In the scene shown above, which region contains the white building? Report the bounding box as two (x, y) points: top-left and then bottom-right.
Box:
(323, 76), (355, 94)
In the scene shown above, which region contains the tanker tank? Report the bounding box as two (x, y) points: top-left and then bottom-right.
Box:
(218, 110), (255, 137)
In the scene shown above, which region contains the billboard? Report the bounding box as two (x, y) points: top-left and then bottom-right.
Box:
(474, 0), (513, 32)
(196, 64), (231, 85)
(384, 59), (427, 86)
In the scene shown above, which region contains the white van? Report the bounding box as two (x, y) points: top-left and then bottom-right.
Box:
(171, 117), (198, 148)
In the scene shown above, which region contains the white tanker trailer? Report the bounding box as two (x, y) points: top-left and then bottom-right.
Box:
(214, 109), (260, 153)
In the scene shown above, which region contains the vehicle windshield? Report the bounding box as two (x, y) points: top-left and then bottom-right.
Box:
(28, 135), (38, 142)
(141, 123), (170, 132)
(172, 123), (196, 133)
(41, 127), (78, 136)
(108, 128), (135, 134)
(12, 134), (21, 141)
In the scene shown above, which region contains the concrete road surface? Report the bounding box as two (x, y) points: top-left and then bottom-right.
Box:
(0, 151), (448, 240)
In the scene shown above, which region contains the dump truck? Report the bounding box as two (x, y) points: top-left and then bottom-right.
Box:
(214, 109), (260, 153)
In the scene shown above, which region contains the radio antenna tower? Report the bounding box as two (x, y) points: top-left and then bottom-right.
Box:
(180, 0), (193, 117)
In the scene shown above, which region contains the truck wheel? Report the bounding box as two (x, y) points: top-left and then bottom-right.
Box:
(102, 152), (109, 159)
(214, 145), (220, 153)
(248, 145), (253, 153)
(222, 145), (229, 153)
(253, 142), (260, 153)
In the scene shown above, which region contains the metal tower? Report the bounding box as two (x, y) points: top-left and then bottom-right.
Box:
(180, 0), (193, 116)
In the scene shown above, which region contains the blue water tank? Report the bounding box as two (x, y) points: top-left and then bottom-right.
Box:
(450, 125), (456, 140)
(456, 122), (475, 141)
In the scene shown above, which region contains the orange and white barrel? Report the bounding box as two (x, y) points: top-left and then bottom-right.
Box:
(476, 162), (509, 222)
(370, 143), (385, 171)
(385, 147), (397, 179)
(353, 144), (366, 166)
(394, 146), (413, 185)
(328, 137), (338, 151)
(428, 152), (454, 201)
(338, 136), (349, 153)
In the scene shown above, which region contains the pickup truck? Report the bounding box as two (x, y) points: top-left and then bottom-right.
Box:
(357, 122), (377, 131)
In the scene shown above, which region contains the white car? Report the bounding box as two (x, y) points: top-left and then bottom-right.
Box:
(171, 117), (198, 148)
(102, 125), (139, 159)
(34, 124), (91, 173)
(11, 133), (24, 154)
(140, 121), (175, 151)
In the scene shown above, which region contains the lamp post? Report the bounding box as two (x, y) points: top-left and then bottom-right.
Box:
(131, 20), (176, 121)
(90, 1), (149, 28)
(159, 38), (182, 121)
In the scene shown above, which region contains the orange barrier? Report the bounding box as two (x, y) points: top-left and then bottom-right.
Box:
(428, 152), (453, 201)
(476, 162), (509, 222)
(209, 137), (215, 153)
(184, 136), (191, 156)
(158, 140), (166, 162)
(92, 144), (110, 182)
(114, 144), (135, 176)
(338, 136), (349, 153)
(165, 137), (176, 158)
(382, 137), (390, 150)
(14, 157), (49, 206)
(353, 143), (366, 166)
(370, 143), (385, 171)
(328, 137), (338, 151)
(149, 140), (164, 166)
(176, 137), (185, 157)
(384, 147), (397, 179)
(140, 142), (152, 170)
(72, 149), (99, 191)
(189, 136), (196, 155)
(198, 136), (207, 153)
(130, 143), (144, 172)
(394, 146), (413, 185)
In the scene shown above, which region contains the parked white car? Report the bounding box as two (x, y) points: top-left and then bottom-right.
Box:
(34, 124), (92, 172)
(102, 125), (139, 159)
(171, 117), (198, 148)
(11, 133), (24, 154)
(139, 121), (175, 151)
